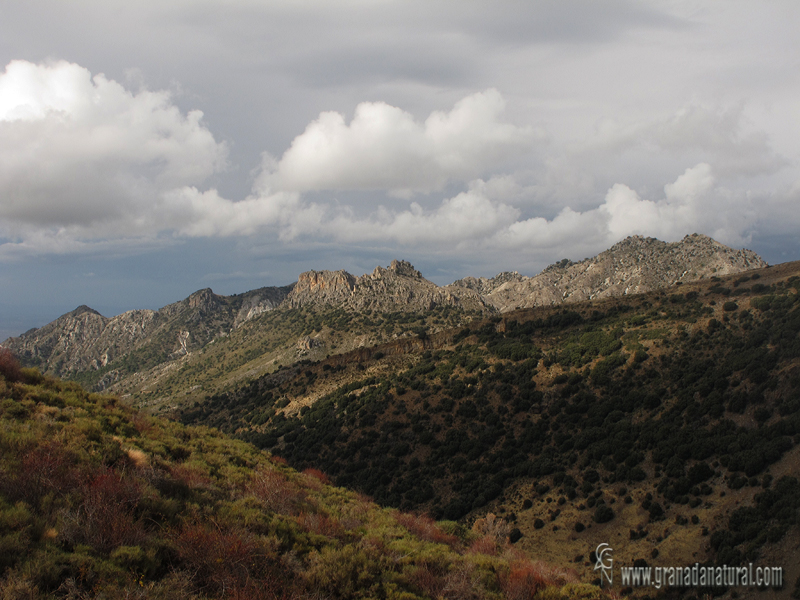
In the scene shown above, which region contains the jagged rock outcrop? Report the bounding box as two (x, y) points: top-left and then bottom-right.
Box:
(286, 259), (489, 313)
(232, 287), (293, 329)
(286, 270), (358, 307)
(452, 234), (767, 312)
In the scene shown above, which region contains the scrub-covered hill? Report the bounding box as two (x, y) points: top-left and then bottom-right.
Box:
(0, 352), (607, 600)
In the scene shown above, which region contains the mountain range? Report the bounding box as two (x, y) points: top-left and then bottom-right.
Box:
(1, 234), (766, 407)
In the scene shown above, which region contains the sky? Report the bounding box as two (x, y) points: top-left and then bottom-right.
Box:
(1, 0), (799, 340)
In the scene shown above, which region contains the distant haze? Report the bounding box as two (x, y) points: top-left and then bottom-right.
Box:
(1, 1), (799, 338)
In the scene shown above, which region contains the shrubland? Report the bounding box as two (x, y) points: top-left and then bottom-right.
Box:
(0, 349), (606, 599)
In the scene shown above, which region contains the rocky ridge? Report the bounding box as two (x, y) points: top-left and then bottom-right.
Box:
(452, 234), (767, 312)
(3, 285), (292, 377)
(2, 235), (767, 383)
(286, 259), (489, 313)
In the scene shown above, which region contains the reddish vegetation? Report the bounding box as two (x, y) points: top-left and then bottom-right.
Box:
(169, 462), (213, 489)
(468, 534), (499, 556)
(395, 512), (458, 547)
(9, 441), (78, 507)
(175, 525), (284, 599)
(410, 562), (480, 600)
(74, 468), (146, 553)
(302, 467), (332, 485)
(500, 559), (579, 600)
(0, 348), (22, 382)
(247, 467), (308, 515)
(297, 511), (345, 538)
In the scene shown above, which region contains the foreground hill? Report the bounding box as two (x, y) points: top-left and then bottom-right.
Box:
(0, 357), (607, 599)
(183, 262), (800, 598)
(2, 235), (765, 412)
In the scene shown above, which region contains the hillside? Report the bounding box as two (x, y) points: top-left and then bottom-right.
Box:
(0, 355), (609, 599)
(182, 262), (800, 598)
(2, 235), (766, 412)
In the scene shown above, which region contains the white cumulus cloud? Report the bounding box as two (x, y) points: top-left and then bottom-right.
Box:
(321, 189), (520, 246)
(0, 60), (227, 234)
(256, 89), (533, 196)
(0, 62), (768, 266)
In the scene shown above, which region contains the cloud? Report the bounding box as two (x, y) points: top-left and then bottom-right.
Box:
(169, 163), (756, 260)
(0, 60), (227, 232)
(495, 163), (756, 254)
(322, 189), (520, 246)
(0, 61), (769, 265)
(256, 89), (532, 196)
(157, 186), (321, 240)
(585, 103), (787, 178)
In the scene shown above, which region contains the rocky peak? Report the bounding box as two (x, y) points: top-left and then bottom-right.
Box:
(388, 259), (422, 278)
(186, 288), (221, 311)
(69, 305), (103, 318)
(286, 270), (358, 308)
(286, 260), (489, 313)
(478, 234), (767, 312)
(450, 271), (526, 295)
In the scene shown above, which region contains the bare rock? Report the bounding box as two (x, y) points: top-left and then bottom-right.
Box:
(479, 234), (767, 312)
(286, 260), (489, 313)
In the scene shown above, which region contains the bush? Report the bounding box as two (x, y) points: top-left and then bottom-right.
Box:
(648, 502), (664, 521)
(0, 348), (22, 382)
(593, 505), (615, 523)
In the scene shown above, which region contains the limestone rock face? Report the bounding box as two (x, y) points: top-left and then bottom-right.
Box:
(286, 259), (489, 313)
(286, 270), (358, 307)
(232, 287), (293, 329)
(454, 234), (767, 312)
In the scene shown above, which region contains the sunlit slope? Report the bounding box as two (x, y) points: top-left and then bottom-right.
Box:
(0, 358), (612, 599)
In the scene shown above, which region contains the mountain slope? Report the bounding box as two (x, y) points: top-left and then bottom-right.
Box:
(183, 261), (800, 594)
(4, 285), (292, 378)
(0, 356), (608, 600)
